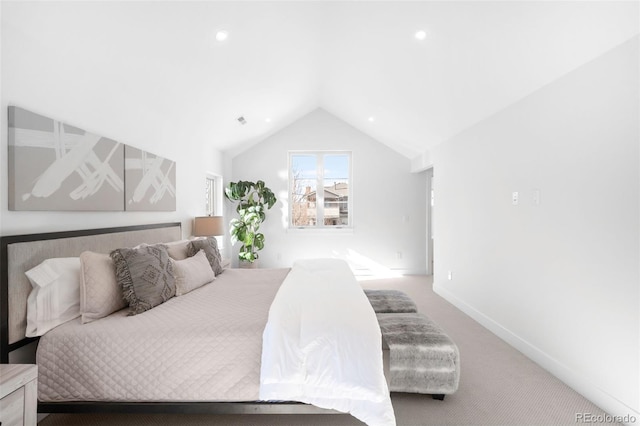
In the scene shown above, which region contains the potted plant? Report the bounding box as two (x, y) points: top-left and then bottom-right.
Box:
(224, 180), (277, 267)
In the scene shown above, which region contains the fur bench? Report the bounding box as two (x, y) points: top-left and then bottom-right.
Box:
(364, 289), (418, 313)
(377, 313), (460, 400)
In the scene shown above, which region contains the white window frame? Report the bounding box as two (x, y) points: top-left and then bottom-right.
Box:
(205, 173), (223, 216)
(288, 151), (353, 230)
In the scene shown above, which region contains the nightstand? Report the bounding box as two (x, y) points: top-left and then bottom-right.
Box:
(0, 364), (37, 426)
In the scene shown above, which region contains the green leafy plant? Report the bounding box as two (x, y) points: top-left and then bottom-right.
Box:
(224, 180), (277, 263)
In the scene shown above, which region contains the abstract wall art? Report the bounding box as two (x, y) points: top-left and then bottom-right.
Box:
(124, 146), (176, 211)
(8, 106), (125, 211)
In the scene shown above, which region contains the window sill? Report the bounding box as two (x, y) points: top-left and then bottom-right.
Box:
(287, 226), (354, 235)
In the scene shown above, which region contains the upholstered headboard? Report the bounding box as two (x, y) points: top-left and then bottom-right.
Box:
(0, 222), (182, 362)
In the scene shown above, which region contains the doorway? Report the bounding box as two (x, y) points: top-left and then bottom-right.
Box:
(426, 168), (434, 275)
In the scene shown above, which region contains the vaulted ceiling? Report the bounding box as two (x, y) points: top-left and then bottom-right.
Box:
(3, 1), (638, 163)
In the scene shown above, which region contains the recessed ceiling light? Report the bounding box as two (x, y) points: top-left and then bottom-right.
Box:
(414, 30), (428, 41)
(368, 116), (375, 123)
(265, 118), (272, 123)
(215, 30), (229, 42)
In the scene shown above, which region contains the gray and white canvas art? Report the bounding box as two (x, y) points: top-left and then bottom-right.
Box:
(8, 106), (125, 211)
(124, 146), (176, 211)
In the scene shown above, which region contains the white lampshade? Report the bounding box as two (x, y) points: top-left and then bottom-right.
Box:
(193, 216), (224, 237)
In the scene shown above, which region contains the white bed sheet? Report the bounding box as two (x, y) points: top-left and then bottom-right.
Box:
(260, 259), (396, 426)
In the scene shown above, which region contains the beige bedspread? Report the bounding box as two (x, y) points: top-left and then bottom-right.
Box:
(37, 268), (290, 402)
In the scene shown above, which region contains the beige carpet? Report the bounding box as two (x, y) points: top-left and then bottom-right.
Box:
(39, 276), (614, 426)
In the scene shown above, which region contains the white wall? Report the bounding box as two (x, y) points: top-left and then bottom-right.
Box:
(0, 2), (224, 237)
(432, 36), (639, 418)
(229, 109), (427, 274)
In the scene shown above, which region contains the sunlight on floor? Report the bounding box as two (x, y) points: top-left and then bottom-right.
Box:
(343, 249), (403, 280)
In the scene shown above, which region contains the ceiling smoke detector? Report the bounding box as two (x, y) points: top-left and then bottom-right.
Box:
(237, 116), (247, 125)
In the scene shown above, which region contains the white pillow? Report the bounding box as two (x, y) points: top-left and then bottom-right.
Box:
(25, 257), (81, 337)
(172, 250), (216, 296)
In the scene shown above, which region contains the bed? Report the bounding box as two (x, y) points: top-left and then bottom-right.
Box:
(0, 222), (394, 425)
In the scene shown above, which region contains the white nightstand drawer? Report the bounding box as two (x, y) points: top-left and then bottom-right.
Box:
(0, 387), (25, 426)
(0, 365), (37, 426)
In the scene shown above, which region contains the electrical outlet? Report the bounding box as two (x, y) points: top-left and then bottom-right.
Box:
(447, 270), (453, 280)
(533, 189), (541, 205)
(396, 251), (403, 260)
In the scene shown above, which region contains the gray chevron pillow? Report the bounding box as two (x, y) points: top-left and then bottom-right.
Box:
(187, 237), (223, 275)
(110, 244), (176, 315)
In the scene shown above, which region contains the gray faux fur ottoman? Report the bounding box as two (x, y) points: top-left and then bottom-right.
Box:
(377, 313), (460, 399)
(364, 289), (418, 313)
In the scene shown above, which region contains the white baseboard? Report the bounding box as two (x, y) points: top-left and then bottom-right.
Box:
(433, 283), (640, 425)
(352, 268), (427, 277)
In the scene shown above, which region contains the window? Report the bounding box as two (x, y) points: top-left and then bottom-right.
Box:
(289, 151), (351, 228)
(205, 174), (222, 216)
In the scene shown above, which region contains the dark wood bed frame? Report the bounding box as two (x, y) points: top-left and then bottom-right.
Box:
(0, 222), (335, 415)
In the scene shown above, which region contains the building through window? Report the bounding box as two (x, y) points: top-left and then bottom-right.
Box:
(289, 152), (351, 228)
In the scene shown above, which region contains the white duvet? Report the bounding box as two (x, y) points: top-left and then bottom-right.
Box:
(260, 259), (396, 426)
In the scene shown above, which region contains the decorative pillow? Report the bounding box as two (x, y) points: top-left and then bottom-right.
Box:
(79, 251), (127, 324)
(110, 244), (176, 315)
(165, 239), (190, 260)
(172, 250), (216, 296)
(187, 237), (223, 275)
(25, 257), (81, 337)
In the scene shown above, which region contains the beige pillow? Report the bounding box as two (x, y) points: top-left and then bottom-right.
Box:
(165, 239), (190, 260)
(172, 250), (216, 296)
(79, 251), (127, 323)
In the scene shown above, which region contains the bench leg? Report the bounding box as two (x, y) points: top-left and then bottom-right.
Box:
(432, 394), (445, 401)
